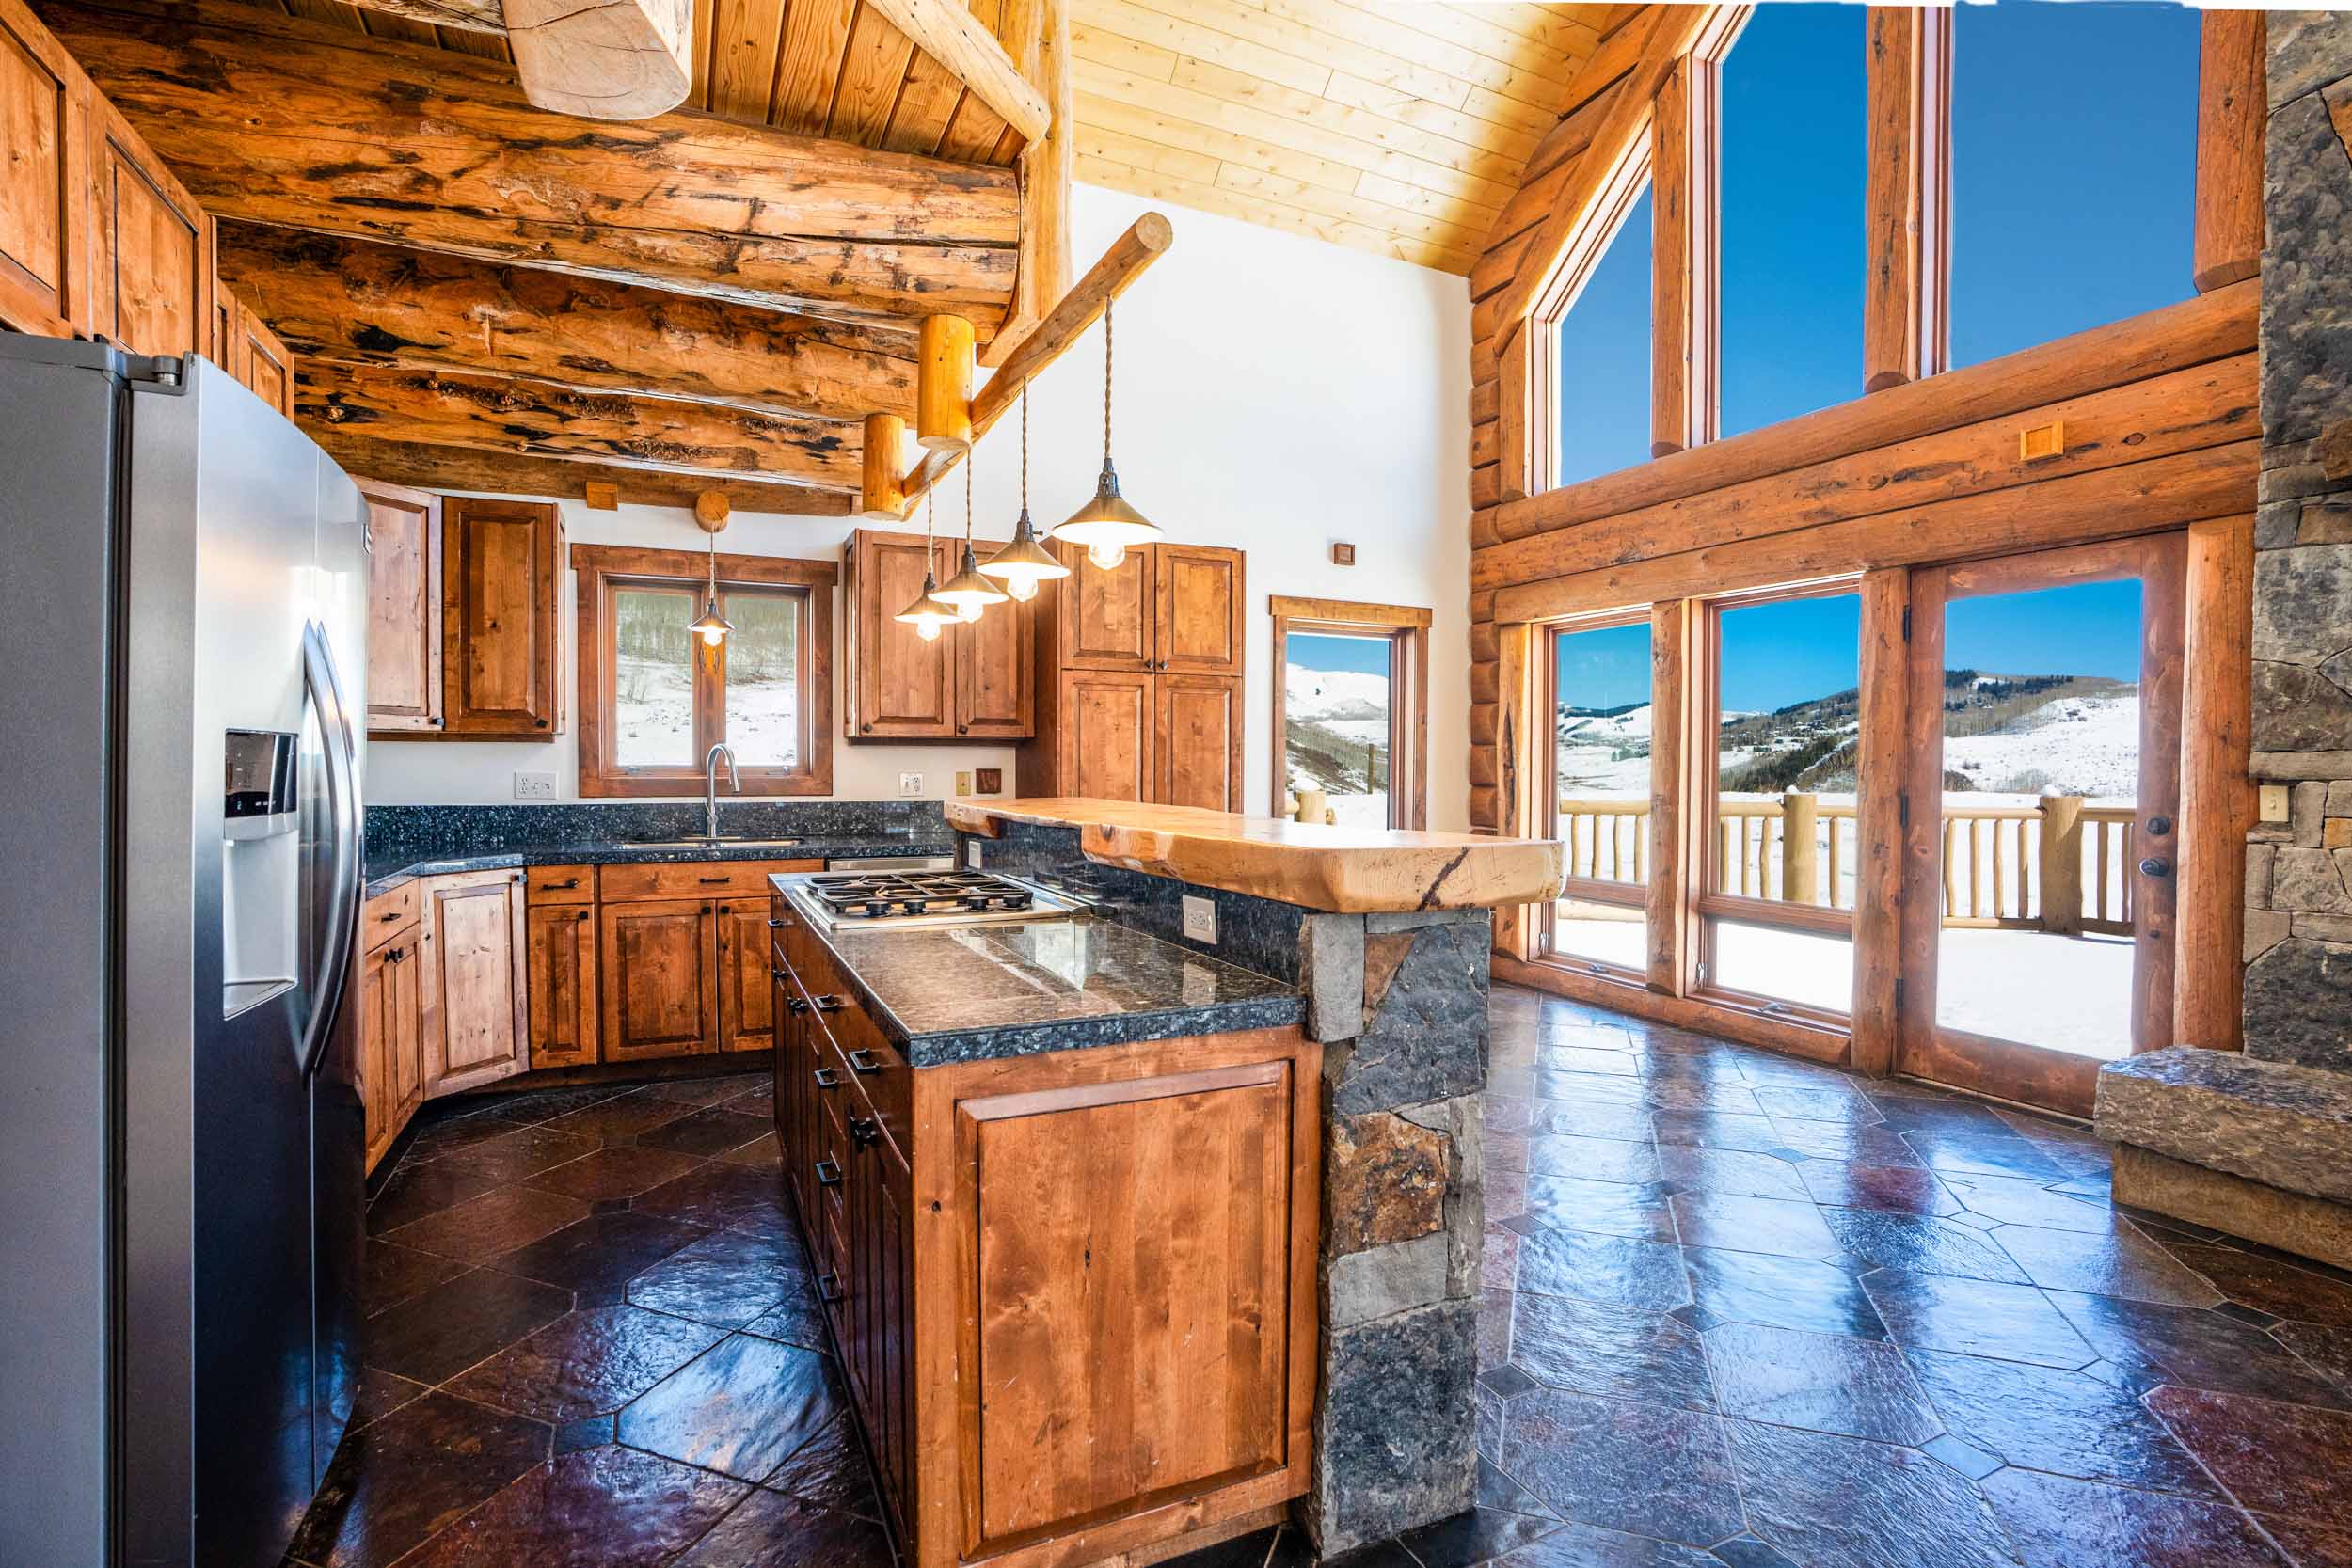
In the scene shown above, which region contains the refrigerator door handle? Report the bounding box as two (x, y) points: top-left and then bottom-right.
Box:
(297, 620), (361, 1078)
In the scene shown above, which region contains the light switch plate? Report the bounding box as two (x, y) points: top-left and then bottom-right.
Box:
(513, 770), (557, 800)
(955, 770), (974, 795)
(898, 771), (924, 798)
(2259, 783), (2292, 824)
(1182, 895), (1217, 944)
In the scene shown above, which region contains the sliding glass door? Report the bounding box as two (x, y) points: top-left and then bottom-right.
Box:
(1543, 615), (1655, 977)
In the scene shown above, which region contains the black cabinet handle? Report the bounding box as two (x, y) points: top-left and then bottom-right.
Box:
(377, 909), (404, 923)
(811, 994), (844, 1014)
(784, 996), (807, 1015)
(814, 1158), (841, 1188)
(766, 917), (786, 928)
(699, 875), (729, 884)
(849, 1115), (880, 1148)
(847, 1048), (883, 1076)
(546, 877), (581, 890)
(576, 910), (589, 922)
(816, 1273), (843, 1304)
(812, 1068), (841, 1089)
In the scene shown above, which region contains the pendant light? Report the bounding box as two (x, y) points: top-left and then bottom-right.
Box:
(1051, 297), (1159, 570)
(689, 515), (733, 645)
(893, 489), (957, 642)
(979, 389), (1069, 603)
(933, 456), (1008, 621)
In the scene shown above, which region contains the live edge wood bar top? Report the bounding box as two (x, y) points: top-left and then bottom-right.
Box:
(944, 797), (1566, 913)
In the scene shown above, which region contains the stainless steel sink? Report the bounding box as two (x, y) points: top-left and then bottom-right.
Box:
(628, 836), (804, 849)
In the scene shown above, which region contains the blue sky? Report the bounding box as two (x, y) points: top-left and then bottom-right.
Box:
(1287, 629), (1393, 676)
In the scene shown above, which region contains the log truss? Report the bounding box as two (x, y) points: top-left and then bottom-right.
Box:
(34, 0), (1147, 515)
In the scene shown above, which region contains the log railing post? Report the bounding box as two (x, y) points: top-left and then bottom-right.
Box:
(1781, 790), (1819, 904)
(2040, 795), (2085, 935)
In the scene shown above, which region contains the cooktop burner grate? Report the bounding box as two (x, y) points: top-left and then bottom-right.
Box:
(806, 870), (1040, 921)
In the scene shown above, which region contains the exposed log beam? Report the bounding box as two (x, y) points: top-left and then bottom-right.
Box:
(864, 0), (1050, 145)
(295, 360), (860, 488)
(504, 0), (692, 121)
(901, 211), (1172, 501)
(343, 0), (501, 29)
(40, 0), (1019, 331)
(2193, 9), (2266, 293)
(215, 225), (916, 423)
(311, 431), (854, 516)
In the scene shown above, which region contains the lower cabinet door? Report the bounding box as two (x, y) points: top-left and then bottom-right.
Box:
(419, 869), (529, 1098)
(848, 1126), (914, 1529)
(525, 903), (598, 1069)
(1057, 669), (1154, 801)
(1156, 674), (1242, 811)
(361, 939), (397, 1169)
(717, 898), (776, 1053)
(597, 897), (717, 1062)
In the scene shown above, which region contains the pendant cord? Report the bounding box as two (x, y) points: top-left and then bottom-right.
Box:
(924, 486), (934, 545)
(1020, 388), (1029, 510)
(965, 451), (975, 542)
(1103, 299), (1114, 466)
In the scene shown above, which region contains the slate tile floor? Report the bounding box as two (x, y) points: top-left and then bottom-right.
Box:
(293, 985), (2352, 1568)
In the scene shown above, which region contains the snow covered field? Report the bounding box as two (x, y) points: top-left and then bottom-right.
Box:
(1285, 665), (1392, 826)
(615, 657), (799, 768)
(1943, 689), (2139, 800)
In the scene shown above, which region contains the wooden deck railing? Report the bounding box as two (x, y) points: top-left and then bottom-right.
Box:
(1557, 792), (2135, 934)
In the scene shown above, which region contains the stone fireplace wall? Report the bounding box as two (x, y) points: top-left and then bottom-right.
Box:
(2245, 12), (2352, 1071)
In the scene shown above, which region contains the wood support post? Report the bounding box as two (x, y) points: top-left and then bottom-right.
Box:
(1851, 567), (1908, 1076)
(1864, 6), (1948, 394)
(2193, 10), (2266, 293)
(693, 491), (730, 531)
(1649, 54), (1709, 458)
(2039, 795), (2086, 936)
(1780, 791), (1820, 904)
(1645, 600), (1691, 996)
(860, 413), (912, 519)
(1492, 621), (1537, 961)
(2176, 513), (2254, 1048)
(1498, 328), (1531, 504)
(986, 0), (1073, 364)
(915, 315), (976, 452)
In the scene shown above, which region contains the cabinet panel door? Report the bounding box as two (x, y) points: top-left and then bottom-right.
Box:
(847, 1127), (913, 1530)
(87, 101), (206, 358)
(1157, 675), (1241, 812)
(960, 1064), (1294, 1547)
(717, 897), (776, 1053)
(598, 897), (716, 1061)
(389, 933), (424, 1126)
(363, 483), (443, 734)
(1057, 669), (1153, 802)
(360, 941), (395, 1169)
(1155, 546), (1244, 675)
(953, 539), (1033, 738)
(1058, 541), (1153, 670)
(442, 497), (561, 736)
(525, 903), (598, 1069)
(238, 308), (294, 416)
(849, 529), (951, 737)
(0, 0), (85, 337)
(420, 871), (527, 1097)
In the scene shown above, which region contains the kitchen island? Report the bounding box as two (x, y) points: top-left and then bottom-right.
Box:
(770, 800), (1564, 1567)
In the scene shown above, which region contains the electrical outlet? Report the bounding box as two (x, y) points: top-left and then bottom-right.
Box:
(1182, 895), (1217, 945)
(898, 771), (924, 798)
(965, 840), (985, 870)
(513, 770), (557, 800)
(955, 770), (974, 796)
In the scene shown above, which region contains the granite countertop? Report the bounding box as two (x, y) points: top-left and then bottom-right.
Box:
(362, 833), (954, 900)
(944, 797), (1565, 913)
(790, 900), (1307, 1066)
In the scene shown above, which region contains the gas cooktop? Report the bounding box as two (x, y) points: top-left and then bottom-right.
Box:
(783, 869), (1086, 932)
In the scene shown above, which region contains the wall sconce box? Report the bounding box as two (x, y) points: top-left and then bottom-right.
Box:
(1330, 543), (1356, 565)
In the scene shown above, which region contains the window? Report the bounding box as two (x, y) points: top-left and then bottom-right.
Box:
(1716, 2), (1867, 436)
(1545, 182), (1654, 489)
(1699, 584), (1862, 1018)
(1543, 614), (1653, 975)
(1271, 597), (1429, 831)
(574, 545), (835, 797)
(1948, 2), (2197, 365)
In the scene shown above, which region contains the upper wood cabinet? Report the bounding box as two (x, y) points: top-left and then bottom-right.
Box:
(1057, 542), (1245, 676)
(442, 497), (564, 738)
(841, 527), (1034, 741)
(0, 0), (87, 338)
(418, 868), (529, 1100)
(87, 95), (208, 360)
(362, 482), (443, 736)
(210, 282), (294, 417)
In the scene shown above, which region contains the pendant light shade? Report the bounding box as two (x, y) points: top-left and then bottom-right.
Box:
(691, 523), (733, 644)
(1050, 298), (1158, 570)
(982, 389), (1070, 602)
(934, 465), (1008, 617)
(894, 491), (958, 641)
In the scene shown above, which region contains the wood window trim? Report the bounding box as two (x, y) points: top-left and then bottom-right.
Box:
(1526, 135), (1656, 497)
(1534, 605), (1656, 985)
(1267, 596), (1430, 831)
(574, 544), (836, 799)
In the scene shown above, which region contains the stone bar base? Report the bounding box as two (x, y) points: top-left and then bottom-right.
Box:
(1295, 909), (1491, 1556)
(2114, 1144), (2352, 1272)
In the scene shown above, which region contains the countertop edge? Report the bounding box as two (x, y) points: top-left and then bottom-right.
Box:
(362, 837), (955, 901)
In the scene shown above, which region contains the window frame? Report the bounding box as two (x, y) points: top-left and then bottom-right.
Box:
(573, 544), (836, 798)
(1268, 596), (1430, 831)
(1528, 137), (1658, 497)
(1538, 607), (1657, 981)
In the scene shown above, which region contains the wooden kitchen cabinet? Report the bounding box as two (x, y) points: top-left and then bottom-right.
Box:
(1157, 673), (1243, 811)
(524, 901), (598, 1069)
(359, 918), (423, 1175)
(1055, 542), (1244, 675)
(0, 0), (87, 338)
(362, 482), (444, 736)
(418, 868), (529, 1098)
(210, 284), (294, 416)
(442, 497), (564, 738)
(716, 896), (776, 1053)
(842, 528), (1034, 740)
(1055, 667), (1154, 802)
(86, 94), (208, 360)
(598, 896), (717, 1063)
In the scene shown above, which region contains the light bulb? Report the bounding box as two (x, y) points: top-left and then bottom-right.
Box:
(1088, 542), (1127, 570)
(958, 600), (982, 623)
(1006, 574), (1039, 603)
(916, 618), (943, 642)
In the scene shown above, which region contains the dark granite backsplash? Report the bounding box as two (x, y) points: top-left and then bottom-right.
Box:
(367, 800), (949, 870)
(966, 819), (1307, 984)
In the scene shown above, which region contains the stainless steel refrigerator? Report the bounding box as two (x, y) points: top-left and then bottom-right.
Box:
(0, 336), (370, 1567)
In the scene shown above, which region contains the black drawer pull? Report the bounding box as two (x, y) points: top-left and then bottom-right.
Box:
(816, 1273), (843, 1304)
(376, 908), (404, 923)
(811, 994), (844, 1013)
(812, 1068), (841, 1089)
(698, 875), (730, 884)
(576, 910), (589, 922)
(847, 1048), (883, 1075)
(544, 877), (581, 890)
(814, 1158), (841, 1187)
(783, 994), (806, 1014)
(766, 917), (786, 928)
(849, 1115), (881, 1148)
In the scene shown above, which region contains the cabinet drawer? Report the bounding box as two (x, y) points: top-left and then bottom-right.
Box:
(599, 860), (808, 902)
(362, 880), (419, 942)
(528, 864), (596, 903)
(824, 1000), (910, 1159)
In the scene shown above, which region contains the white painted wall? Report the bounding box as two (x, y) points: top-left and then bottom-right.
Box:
(370, 182), (1473, 827)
